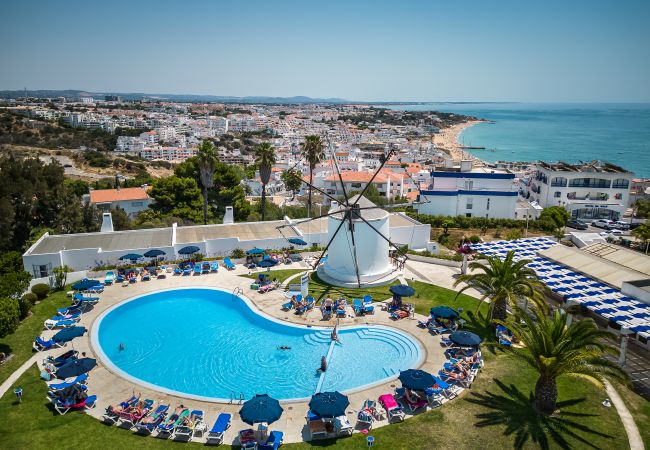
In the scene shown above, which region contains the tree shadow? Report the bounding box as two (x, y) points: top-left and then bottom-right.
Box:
(465, 379), (613, 450)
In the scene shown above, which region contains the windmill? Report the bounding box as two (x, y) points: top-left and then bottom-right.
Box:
(278, 138), (429, 288)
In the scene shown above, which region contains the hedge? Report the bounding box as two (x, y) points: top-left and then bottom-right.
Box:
(31, 283), (50, 300)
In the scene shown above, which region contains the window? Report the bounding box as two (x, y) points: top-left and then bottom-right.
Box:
(131, 201), (144, 207)
(554, 191), (561, 198)
(465, 213), (472, 218)
(486, 198), (490, 210)
(612, 178), (629, 189)
(464, 180), (474, 190)
(466, 198), (473, 210)
(351, 183), (362, 189)
(551, 177), (567, 187)
(568, 178), (611, 188)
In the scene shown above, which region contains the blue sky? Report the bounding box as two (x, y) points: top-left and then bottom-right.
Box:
(2, 0), (649, 102)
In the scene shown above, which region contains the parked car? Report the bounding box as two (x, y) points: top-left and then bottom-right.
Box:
(630, 222), (644, 230)
(592, 219), (614, 229)
(611, 220), (630, 230)
(566, 219), (588, 230)
(600, 229), (623, 237)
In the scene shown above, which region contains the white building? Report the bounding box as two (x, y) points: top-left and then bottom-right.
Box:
(84, 187), (153, 217)
(116, 136), (145, 153)
(155, 126), (177, 142)
(415, 161), (518, 218)
(521, 161), (634, 221)
(207, 117), (229, 134)
(139, 146), (197, 161)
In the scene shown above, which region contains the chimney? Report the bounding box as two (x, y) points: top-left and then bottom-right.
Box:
(101, 212), (114, 232)
(223, 206), (234, 224)
(460, 160), (473, 172)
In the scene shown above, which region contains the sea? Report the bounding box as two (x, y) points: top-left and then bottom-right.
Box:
(387, 103), (650, 178)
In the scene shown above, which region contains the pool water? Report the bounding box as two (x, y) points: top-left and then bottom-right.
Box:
(94, 288), (423, 401)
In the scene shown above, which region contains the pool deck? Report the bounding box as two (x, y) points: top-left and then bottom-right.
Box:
(38, 263), (467, 445)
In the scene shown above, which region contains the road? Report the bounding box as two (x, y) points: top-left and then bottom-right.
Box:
(39, 154), (112, 180)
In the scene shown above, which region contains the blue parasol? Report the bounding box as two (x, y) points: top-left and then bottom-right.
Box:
(71, 279), (102, 291)
(399, 369), (436, 391)
(239, 394), (283, 425)
(247, 247), (266, 255)
(143, 249), (166, 258)
(119, 253), (142, 261)
(288, 238), (308, 246)
(257, 259), (277, 268)
(178, 246), (200, 255)
(430, 306), (459, 319)
(52, 326), (87, 343)
(55, 357), (96, 379)
(308, 392), (350, 418)
(390, 284), (416, 297)
(449, 331), (482, 347)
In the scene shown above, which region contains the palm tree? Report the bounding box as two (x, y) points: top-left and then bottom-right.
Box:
(254, 142), (276, 221)
(301, 135), (324, 217)
(500, 306), (627, 415)
(632, 222), (650, 253)
(454, 250), (547, 322)
(196, 139), (219, 224)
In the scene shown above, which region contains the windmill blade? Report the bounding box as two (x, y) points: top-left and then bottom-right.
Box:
(349, 147), (397, 208)
(326, 136), (351, 207)
(311, 209), (349, 271)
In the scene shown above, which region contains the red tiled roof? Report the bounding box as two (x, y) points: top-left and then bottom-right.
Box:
(89, 187), (150, 204)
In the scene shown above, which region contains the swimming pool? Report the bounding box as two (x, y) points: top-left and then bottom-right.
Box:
(92, 288), (423, 401)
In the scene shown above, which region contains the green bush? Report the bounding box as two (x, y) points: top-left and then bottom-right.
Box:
(17, 295), (34, 319)
(22, 292), (37, 305)
(0, 297), (20, 338)
(231, 248), (245, 259)
(469, 235), (481, 244)
(31, 283), (50, 299)
(505, 229), (523, 241)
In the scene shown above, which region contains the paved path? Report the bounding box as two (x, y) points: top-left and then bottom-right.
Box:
(0, 354), (39, 399)
(605, 381), (645, 450)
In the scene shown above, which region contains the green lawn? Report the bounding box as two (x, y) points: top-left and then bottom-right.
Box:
(0, 354), (637, 450)
(243, 268), (306, 284)
(306, 272), (399, 303)
(0, 289), (71, 385)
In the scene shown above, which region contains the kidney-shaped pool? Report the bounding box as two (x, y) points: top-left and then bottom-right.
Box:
(92, 288), (423, 401)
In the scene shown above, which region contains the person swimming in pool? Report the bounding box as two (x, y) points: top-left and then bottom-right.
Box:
(277, 346), (291, 350)
(317, 356), (327, 373)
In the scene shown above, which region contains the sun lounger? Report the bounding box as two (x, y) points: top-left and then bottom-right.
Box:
(281, 299), (295, 310)
(174, 267), (182, 275)
(259, 281), (279, 294)
(223, 257), (236, 270)
(104, 271), (115, 285)
(239, 428), (257, 449)
(116, 273), (124, 283)
(193, 265), (202, 275)
(395, 387), (428, 412)
(182, 267), (191, 276)
(33, 336), (64, 352)
(73, 292), (99, 303)
(378, 394), (405, 422)
(43, 316), (80, 329)
(103, 393), (142, 423)
(156, 405), (185, 436)
(335, 415), (354, 436)
(52, 394), (97, 415)
(353, 298), (373, 315)
(118, 399), (154, 427)
(296, 296), (314, 314)
(259, 430), (284, 450)
(48, 373), (89, 392)
(209, 261), (218, 272)
(135, 403), (169, 433)
(206, 412), (232, 445)
(56, 304), (84, 316)
(44, 349), (78, 368)
(202, 262), (211, 274)
(175, 409), (205, 440)
(85, 284), (104, 293)
(308, 417), (327, 439)
(357, 407), (373, 429)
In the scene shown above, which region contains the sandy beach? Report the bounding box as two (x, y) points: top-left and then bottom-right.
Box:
(434, 120), (486, 163)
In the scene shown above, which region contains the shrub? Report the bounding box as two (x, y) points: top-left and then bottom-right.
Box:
(193, 253), (204, 262)
(469, 235), (481, 244)
(22, 292), (37, 304)
(505, 229), (523, 241)
(31, 283), (50, 299)
(17, 296), (33, 319)
(0, 297), (20, 338)
(231, 248), (245, 259)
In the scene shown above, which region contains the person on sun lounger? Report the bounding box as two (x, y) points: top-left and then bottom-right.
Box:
(290, 295), (301, 309)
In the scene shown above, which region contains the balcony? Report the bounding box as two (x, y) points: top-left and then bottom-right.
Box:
(566, 192), (609, 201)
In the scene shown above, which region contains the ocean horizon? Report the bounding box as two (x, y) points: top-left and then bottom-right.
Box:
(388, 103), (650, 178)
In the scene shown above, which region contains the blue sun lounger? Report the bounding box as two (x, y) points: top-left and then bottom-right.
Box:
(57, 304), (84, 316)
(259, 430), (284, 450)
(211, 261), (219, 272)
(33, 336), (64, 352)
(104, 271), (115, 285)
(223, 257), (236, 270)
(48, 373), (89, 391)
(193, 265), (202, 275)
(135, 403), (169, 434)
(206, 412), (232, 444)
(44, 349), (78, 367)
(183, 267), (192, 276)
(174, 267), (182, 275)
(74, 292), (99, 302)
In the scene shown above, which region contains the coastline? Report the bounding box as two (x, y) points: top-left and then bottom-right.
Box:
(434, 119), (487, 164)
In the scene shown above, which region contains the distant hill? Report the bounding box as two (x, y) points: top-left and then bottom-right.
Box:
(0, 89), (349, 104)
